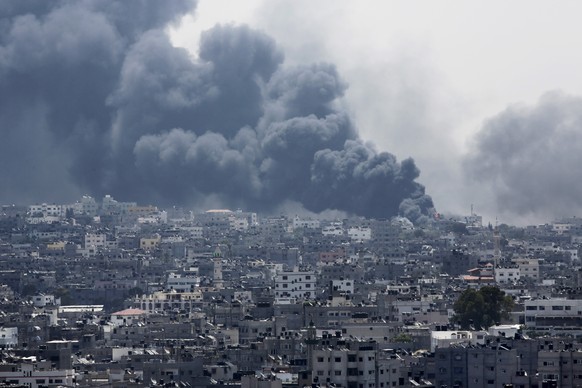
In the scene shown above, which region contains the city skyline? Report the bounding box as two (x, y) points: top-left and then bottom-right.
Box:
(3, 2), (582, 226)
(172, 1), (582, 226)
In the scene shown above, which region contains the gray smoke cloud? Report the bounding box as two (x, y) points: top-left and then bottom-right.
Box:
(0, 0), (433, 223)
(465, 91), (582, 219)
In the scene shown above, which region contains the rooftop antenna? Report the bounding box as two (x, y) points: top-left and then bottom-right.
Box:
(493, 218), (501, 268)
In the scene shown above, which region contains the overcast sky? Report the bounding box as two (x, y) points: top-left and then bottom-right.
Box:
(170, 0), (582, 225)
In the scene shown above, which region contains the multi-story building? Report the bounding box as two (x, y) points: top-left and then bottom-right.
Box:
(28, 203), (62, 218)
(523, 298), (582, 330)
(101, 194), (137, 215)
(292, 216), (320, 230)
(537, 348), (582, 387)
(512, 258), (540, 281)
(331, 279), (354, 295)
(84, 233), (106, 249)
(434, 343), (532, 388)
(32, 294), (59, 308)
(0, 327), (18, 349)
(231, 217), (249, 231)
(72, 195), (98, 216)
(495, 266), (521, 284)
(311, 341), (377, 388)
(322, 224), (344, 237)
(274, 270), (316, 300)
(110, 308), (147, 327)
(166, 272), (200, 292)
(348, 227), (372, 242)
(0, 360), (75, 388)
(133, 290), (204, 314)
(140, 234), (161, 250)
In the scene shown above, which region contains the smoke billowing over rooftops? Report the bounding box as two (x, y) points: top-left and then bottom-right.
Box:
(0, 0), (434, 223)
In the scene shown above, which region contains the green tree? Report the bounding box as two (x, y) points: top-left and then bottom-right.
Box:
(452, 286), (514, 330)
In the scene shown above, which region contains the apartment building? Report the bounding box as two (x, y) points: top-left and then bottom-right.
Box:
(274, 270), (316, 300)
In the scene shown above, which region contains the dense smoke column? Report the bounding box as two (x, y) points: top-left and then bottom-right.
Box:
(465, 91), (582, 218)
(0, 0), (196, 203)
(306, 140), (431, 220)
(0, 0), (434, 223)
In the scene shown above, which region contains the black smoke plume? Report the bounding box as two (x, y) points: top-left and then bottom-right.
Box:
(0, 0), (433, 223)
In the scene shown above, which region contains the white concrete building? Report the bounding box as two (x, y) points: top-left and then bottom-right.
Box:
(488, 324), (522, 337)
(430, 330), (485, 351)
(552, 222), (572, 234)
(524, 298), (582, 329)
(166, 273), (200, 292)
(322, 225), (344, 236)
(274, 270), (316, 300)
(311, 344), (376, 388)
(101, 195), (137, 214)
(71, 195), (98, 216)
(32, 294), (59, 308)
(292, 216), (320, 230)
(28, 203), (62, 218)
(110, 308), (147, 327)
(392, 299), (433, 323)
(494, 267), (520, 284)
(566, 248), (579, 262)
(347, 227), (371, 242)
(0, 327), (18, 348)
(84, 233), (106, 249)
(231, 217), (249, 231)
(0, 361), (74, 388)
(179, 225), (204, 239)
(331, 279), (354, 294)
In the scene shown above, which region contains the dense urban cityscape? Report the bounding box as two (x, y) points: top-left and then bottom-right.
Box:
(0, 194), (578, 387)
(4, 1), (582, 387)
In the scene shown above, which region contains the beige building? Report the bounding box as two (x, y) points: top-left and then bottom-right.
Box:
(133, 290), (203, 314)
(512, 258), (540, 281)
(140, 234), (161, 250)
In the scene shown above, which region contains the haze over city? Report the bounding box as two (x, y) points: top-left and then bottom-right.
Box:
(4, 3), (582, 387)
(170, 1), (582, 226)
(3, 1), (582, 225)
